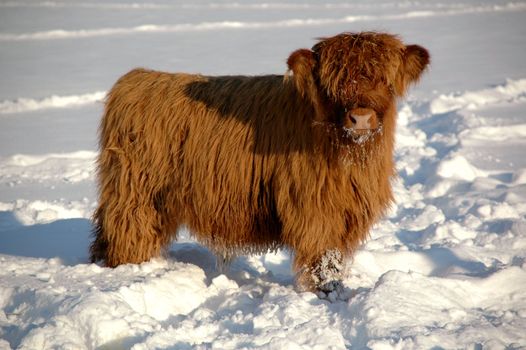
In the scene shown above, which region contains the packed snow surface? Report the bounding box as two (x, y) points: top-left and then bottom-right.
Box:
(1, 0), (525, 349)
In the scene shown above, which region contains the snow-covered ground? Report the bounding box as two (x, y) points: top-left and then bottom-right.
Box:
(1, 0), (526, 349)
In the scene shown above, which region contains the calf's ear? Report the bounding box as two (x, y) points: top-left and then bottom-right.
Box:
(395, 44), (430, 95)
(287, 49), (326, 120)
(287, 49), (318, 100)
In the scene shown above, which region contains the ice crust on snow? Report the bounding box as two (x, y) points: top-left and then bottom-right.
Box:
(1, 1), (526, 349)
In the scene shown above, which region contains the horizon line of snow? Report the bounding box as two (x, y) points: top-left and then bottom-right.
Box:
(0, 1), (501, 10)
(1, 3), (525, 42)
(0, 91), (106, 115)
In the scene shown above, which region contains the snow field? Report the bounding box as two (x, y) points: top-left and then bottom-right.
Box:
(1, 78), (524, 349)
(1, 0), (526, 349)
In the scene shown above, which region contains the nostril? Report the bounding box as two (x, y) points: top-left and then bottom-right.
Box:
(350, 116), (357, 125)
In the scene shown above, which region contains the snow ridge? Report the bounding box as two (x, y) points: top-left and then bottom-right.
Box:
(0, 198), (94, 226)
(0, 91), (106, 115)
(1, 1), (525, 11)
(0, 151), (97, 186)
(430, 78), (526, 114)
(1, 3), (525, 41)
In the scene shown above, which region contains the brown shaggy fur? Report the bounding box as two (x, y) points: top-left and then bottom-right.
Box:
(90, 32), (429, 291)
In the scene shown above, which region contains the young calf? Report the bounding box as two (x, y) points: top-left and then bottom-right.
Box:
(90, 32), (429, 291)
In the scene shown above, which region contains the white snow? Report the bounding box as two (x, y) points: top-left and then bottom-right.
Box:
(1, 0), (526, 349)
(0, 92), (106, 115)
(2, 4), (525, 42)
(430, 78), (526, 114)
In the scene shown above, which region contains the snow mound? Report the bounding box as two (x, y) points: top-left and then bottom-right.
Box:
(1, 257), (209, 350)
(430, 78), (526, 114)
(0, 92), (105, 115)
(436, 154), (485, 181)
(361, 268), (526, 349)
(0, 198), (93, 226)
(0, 151), (96, 187)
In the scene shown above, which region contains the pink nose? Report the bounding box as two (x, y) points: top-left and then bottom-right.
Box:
(352, 114), (372, 129)
(348, 108), (378, 132)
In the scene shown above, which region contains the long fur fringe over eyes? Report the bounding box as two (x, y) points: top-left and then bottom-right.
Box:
(90, 31), (429, 291)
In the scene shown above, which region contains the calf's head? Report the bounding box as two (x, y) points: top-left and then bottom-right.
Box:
(287, 32), (429, 140)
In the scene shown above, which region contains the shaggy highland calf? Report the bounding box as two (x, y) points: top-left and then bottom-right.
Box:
(90, 32), (430, 292)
